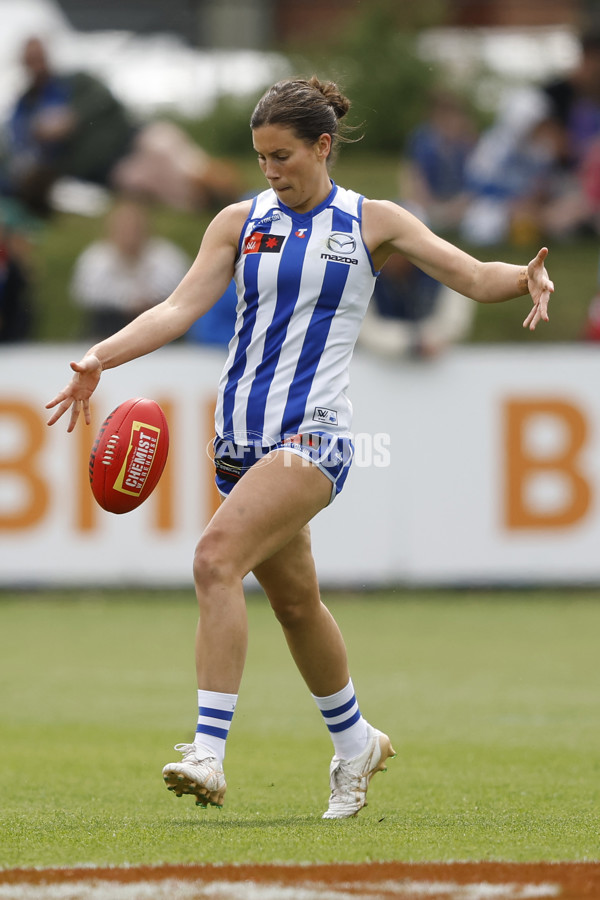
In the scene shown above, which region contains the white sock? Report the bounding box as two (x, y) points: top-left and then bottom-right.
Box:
(193, 689), (237, 763)
(312, 678), (369, 760)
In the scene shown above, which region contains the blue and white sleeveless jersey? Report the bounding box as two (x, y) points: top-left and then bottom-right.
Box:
(214, 182), (378, 446)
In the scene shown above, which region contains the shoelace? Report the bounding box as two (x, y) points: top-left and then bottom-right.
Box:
(173, 742), (196, 759)
(173, 743), (221, 769)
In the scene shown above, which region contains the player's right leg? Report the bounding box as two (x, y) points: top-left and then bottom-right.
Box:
(163, 448), (332, 808)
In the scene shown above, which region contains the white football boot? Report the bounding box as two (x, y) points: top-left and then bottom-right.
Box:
(322, 723), (396, 819)
(162, 743), (226, 808)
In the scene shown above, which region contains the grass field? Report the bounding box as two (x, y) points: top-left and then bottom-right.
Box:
(1, 590), (598, 869)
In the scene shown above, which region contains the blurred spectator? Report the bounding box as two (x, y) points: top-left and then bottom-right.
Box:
(538, 30), (600, 240)
(70, 199), (190, 340)
(0, 220), (34, 342)
(582, 254), (600, 341)
(3, 36), (242, 217)
(358, 252), (474, 359)
(580, 136), (600, 230)
(185, 278), (238, 347)
(457, 31), (600, 246)
(184, 186), (255, 348)
(543, 31), (600, 170)
(460, 88), (560, 246)
(399, 88), (477, 233)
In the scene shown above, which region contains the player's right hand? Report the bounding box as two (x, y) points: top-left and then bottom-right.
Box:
(45, 354), (102, 432)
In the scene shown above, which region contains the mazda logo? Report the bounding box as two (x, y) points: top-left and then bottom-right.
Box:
(327, 233), (356, 253)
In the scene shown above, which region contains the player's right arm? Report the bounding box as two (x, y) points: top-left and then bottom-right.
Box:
(46, 200), (251, 431)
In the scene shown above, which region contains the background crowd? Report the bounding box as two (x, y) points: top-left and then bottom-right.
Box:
(1, 21), (600, 351)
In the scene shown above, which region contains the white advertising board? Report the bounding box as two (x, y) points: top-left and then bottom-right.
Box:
(1, 344), (599, 587)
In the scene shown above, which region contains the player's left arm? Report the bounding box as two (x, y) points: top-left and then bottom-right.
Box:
(363, 199), (554, 330)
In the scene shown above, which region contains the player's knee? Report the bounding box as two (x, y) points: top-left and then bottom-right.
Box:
(270, 593), (313, 630)
(193, 530), (237, 593)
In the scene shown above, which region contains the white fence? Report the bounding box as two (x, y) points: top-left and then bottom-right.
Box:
(2, 344), (600, 587)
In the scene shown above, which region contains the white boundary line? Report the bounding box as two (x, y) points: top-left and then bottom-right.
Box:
(0, 876), (561, 900)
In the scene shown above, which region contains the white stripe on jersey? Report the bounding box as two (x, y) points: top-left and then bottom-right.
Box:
(214, 182), (378, 445)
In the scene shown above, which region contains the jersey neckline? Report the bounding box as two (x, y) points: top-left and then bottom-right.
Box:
(275, 180), (338, 223)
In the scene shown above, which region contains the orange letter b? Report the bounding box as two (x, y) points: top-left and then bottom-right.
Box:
(504, 399), (591, 529)
(0, 401), (49, 529)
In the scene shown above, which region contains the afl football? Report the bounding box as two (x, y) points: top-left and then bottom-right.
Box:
(89, 398), (169, 513)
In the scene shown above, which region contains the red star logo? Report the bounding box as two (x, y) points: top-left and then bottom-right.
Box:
(265, 237), (278, 249)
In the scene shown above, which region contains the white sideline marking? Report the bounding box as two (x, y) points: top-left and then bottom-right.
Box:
(0, 878), (562, 900)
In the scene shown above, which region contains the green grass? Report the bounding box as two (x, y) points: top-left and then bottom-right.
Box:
(24, 152), (600, 343)
(1, 590), (599, 867)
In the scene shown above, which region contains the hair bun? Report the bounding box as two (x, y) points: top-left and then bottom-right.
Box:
(308, 76), (351, 119)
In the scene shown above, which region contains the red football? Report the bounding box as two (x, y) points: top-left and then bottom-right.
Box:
(89, 398), (169, 514)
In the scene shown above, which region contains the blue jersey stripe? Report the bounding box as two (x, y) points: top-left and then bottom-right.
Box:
(220, 253), (261, 439)
(236, 195), (258, 257)
(357, 194), (380, 276)
(221, 203), (276, 438)
(245, 224), (311, 437)
(282, 207), (354, 434)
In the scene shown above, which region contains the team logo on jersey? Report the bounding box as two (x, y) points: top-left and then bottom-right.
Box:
(327, 233), (356, 254)
(295, 228), (308, 238)
(312, 406), (338, 426)
(243, 232), (285, 254)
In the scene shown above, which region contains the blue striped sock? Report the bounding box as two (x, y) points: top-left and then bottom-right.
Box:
(312, 678), (369, 760)
(193, 689), (237, 763)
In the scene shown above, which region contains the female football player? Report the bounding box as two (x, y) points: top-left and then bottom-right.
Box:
(47, 76), (553, 818)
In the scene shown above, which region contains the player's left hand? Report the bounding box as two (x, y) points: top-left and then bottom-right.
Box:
(523, 247), (554, 331)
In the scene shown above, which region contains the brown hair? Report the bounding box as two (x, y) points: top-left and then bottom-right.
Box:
(250, 76), (352, 163)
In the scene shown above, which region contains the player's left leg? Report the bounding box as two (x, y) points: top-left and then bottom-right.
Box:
(252, 530), (396, 819)
(253, 523), (349, 695)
